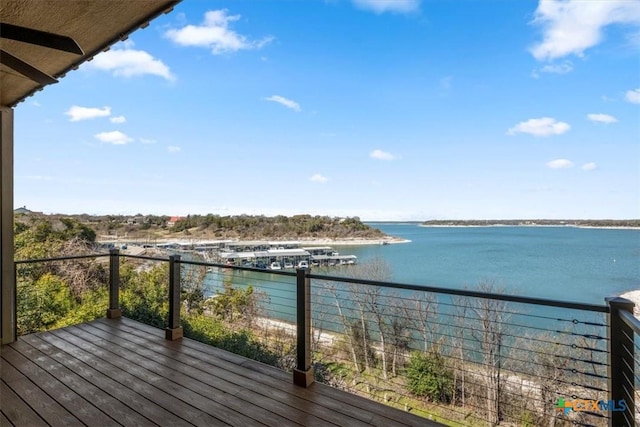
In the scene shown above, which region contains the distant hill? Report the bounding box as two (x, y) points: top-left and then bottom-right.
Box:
(14, 213), (388, 241)
(420, 219), (640, 228)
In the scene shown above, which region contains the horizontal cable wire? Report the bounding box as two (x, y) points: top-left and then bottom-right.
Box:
(310, 293), (609, 347)
(311, 308), (609, 371)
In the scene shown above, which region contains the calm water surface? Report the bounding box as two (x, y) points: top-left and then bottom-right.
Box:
(346, 224), (640, 305)
(200, 225), (639, 322)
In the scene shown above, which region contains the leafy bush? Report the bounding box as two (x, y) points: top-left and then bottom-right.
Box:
(17, 273), (77, 335)
(182, 315), (280, 366)
(406, 350), (454, 403)
(120, 263), (169, 329)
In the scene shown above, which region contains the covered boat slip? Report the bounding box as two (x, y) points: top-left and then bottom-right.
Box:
(0, 317), (439, 427)
(219, 249), (357, 268)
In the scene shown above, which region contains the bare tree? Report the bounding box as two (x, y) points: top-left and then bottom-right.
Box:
(518, 334), (568, 427)
(326, 282), (361, 372)
(406, 291), (438, 353)
(451, 294), (470, 408)
(388, 304), (412, 376)
(348, 258), (394, 378)
(467, 281), (510, 426)
(182, 265), (207, 314)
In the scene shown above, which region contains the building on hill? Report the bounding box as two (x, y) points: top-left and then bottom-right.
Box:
(167, 216), (183, 227)
(14, 206), (32, 215)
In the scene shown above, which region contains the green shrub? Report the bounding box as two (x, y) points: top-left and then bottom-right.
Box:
(406, 350), (454, 403)
(183, 315), (280, 366)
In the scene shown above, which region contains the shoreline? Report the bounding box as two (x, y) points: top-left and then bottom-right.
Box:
(97, 236), (412, 247)
(419, 224), (640, 230)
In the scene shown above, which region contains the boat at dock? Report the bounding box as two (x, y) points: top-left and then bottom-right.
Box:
(208, 240), (357, 268)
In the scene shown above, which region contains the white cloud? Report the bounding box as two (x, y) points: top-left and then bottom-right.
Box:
(530, 0), (640, 61)
(625, 88), (640, 104)
(165, 9), (274, 54)
(370, 149), (396, 160)
(507, 117), (570, 137)
(264, 95), (301, 112)
(582, 162), (597, 171)
(587, 113), (618, 124)
(88, 47), (174, 80)
(94, 131), (133, 145)
(32, 101), (41, 107)
(310, 174), (329, 183)
(167, 146), (181, 153)
(66, 106), (111, 122)
(110, 115), (126, 124)
(352, 0), (420, 14)
(140, 138), (157, 144)
(547, 158), (574, 169)
(538, 61), (574, 75)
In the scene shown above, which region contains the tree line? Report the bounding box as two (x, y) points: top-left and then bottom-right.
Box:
(15, 212), (387, 240)
(422, 219), (640, 227)
(170, 214), (383, 239)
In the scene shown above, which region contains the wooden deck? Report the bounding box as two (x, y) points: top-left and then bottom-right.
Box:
(1, 317), (441, 426)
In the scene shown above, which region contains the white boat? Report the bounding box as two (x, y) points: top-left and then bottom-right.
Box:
(283, 261), (294, 269)
(297, 260), (309, 269)
(270, 262), (282, 270)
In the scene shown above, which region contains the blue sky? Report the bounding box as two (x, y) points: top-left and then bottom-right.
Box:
(14, 0), (640, 220)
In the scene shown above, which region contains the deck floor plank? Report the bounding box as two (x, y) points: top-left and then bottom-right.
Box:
(75, 322), (332, 427)
(68, 324), (286, 427)
(0, 380), (47, 427)
(0, 409), (13, 426)
(1, 318), (442, 427)
(1, 345), (117, 427)
(45, 328), (216, 427)
(85, 321), (365, 427)
(105, 320), (383, 426)
(9, 338), (155, 427)
(23, 333), (190, 426)
(0, 362), (82, 427)
(115, 318), (429, 427)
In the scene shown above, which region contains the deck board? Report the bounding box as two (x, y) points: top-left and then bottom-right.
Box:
(76, 322), (336, 427)
(114, 318), (419, 427)
(1, 345), (116, 426)
(1, 318), (443, 427)
(87, 320), (374, 427)
(8, 338), (154, 427)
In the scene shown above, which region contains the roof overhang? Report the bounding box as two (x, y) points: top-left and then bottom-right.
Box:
(1, 0), (180, 107)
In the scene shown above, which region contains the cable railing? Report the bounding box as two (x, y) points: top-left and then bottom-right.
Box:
(614, 303), (640, 427)
(13, 250), (636, 426)
(308, 273), (610, 426)
(14, 253), (110, 336)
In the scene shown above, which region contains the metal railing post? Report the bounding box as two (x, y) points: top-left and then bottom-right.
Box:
(606, 296), (635, 427)
(106, 249), (121, 319)
(293, 267), (314, 387)
(166, 255), (183, 340)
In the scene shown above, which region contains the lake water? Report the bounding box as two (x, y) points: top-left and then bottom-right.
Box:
(345, 224), (640, 305)
(201, 224), (639, 318)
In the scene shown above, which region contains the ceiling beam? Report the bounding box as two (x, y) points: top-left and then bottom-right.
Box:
(0, 23), (83, 54)
(0, 49), (58, 85)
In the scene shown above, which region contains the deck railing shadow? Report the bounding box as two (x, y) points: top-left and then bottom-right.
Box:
(14, 249), (636, 426)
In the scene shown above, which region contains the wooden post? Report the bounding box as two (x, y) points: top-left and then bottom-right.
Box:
(106, 249), (121, 318)
(166, 255), (183, 340)
(606, 297), (635, 427)
(0, 107), (15, 344)
(293, 267), (314, 386)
